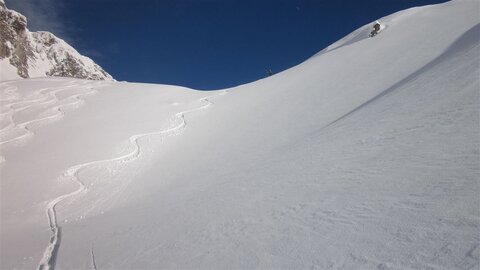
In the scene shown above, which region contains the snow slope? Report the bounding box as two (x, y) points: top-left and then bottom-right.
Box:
(1, 0), (479, 269)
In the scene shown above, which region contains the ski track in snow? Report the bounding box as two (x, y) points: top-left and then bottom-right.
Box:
(37, 90), (228, 270)
(90, 244), (97, 270)
(0, 81), (99, 164)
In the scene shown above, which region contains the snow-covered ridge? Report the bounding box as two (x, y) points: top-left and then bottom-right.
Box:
(0, 1), (113, 81)
(0, 0), (479, 269)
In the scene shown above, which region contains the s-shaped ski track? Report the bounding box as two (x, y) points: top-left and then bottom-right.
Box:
(37, 90), (227, 270)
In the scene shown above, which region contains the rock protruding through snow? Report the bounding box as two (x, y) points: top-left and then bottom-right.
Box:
(0, 2), (113, 81)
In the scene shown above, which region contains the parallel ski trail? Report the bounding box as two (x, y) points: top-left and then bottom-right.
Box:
(0, 81), (93, 143)
(0, 89), (97, 145)
(0, 81), (101, 164)
(37, 90), (227, 270)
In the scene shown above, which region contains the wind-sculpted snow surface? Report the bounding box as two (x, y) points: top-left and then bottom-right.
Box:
(0, 80), (102, 162)
(36, 91), (226, 270)
(1, 0), (479, 269)
(1, 78), (226, 269)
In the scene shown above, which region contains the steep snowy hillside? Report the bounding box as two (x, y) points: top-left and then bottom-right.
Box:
(0, 0), (479, 269)
(0, 0), (113, 81)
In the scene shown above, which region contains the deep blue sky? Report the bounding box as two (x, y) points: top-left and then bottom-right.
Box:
(7, 0), (448, 89)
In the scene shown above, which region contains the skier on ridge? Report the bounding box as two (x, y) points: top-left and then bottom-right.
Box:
(370, 21), (381, 37)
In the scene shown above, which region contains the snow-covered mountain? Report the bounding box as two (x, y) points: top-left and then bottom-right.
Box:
(0, 0), (479, 269)
(0, 0), (113, 81)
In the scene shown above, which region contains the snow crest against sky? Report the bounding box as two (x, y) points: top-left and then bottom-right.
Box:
(6, 0), (448, 89)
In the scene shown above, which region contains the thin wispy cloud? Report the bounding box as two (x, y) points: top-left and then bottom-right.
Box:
(4, 0), (107, 61)
(5, 0), (70, 41)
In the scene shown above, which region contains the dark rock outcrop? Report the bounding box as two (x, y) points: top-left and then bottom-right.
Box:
(0, 0), (113, 81)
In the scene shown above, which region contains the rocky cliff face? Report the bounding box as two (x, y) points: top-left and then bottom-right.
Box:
(0, 0), (114, 81)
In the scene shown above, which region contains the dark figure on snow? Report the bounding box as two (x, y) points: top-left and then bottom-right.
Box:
(370, 22), (381, 37)
(267, 69), (273, 76)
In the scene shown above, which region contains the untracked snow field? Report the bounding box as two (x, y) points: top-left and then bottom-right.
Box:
(1, 0), (479, 269)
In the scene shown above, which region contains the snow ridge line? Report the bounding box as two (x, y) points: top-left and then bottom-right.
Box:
(37, 90), (228, 270)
